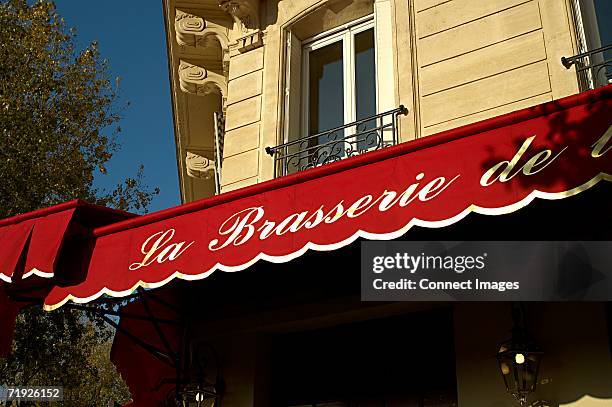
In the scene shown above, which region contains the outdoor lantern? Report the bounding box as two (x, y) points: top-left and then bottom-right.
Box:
(177, 342), (223, 407)
(496, 305), (543, 406)
(179, 383), (218, 407)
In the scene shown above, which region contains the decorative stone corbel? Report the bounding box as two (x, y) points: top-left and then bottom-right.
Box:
(175, 9), (230, 51)
(178, 61), (228, 99)
(185, 151), (215, 179)
(219, 0), (259, 31)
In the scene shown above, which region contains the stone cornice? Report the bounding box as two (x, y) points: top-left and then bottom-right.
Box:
(234, 29), (263, 53)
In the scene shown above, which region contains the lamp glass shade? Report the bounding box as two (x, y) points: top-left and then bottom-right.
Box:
(496, 338), (543, 405)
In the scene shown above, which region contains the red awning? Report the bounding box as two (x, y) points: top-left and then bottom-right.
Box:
(0, 289), (20, 357)
(0, 202), (80, 285)
(0, 200), (136, 355)
(0, 86), (610, 311)
(0, 200), (135, 287)
(110, 289), (181, 406)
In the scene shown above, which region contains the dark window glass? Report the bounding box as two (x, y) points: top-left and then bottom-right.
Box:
(594, 0), (612, 46)
(593, 0), (612, 82)
(354, 28), (377, 150)
(308, 41), (345, 136)
(355, 29), (376, 122)
(308, 41), (345, 165)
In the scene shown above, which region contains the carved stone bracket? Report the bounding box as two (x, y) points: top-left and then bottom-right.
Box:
(178, 61), (228, 99)
(219, 0), (259, 31)
(175, 9), (230, 51)
(185, 151), (215, 179)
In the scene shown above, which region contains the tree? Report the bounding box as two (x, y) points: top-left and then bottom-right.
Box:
(0, 0), (160, 404)
(1, 308), (132, 406)
(0, 0), (158, 216)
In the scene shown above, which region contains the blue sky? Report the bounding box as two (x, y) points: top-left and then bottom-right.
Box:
(54, 1), (181, 213)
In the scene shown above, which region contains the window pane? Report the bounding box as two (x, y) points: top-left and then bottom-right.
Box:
(308, 40), (345, 167)
(354, 28), (377, 150)
(354, 28), (376, 121)
(308, 41), (345, 136)
(594, 0), (612, 45)
(593, 0), (611, 82)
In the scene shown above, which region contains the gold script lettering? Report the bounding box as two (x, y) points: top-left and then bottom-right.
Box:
(208, 172), (460, 250)
(208, 207), (264, 251)
(129, 229), (194, 271)
(592, 125), (612, 158)
(480, 136), (566, 186)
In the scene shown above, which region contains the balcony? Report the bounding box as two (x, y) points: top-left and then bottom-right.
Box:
(266, 106), (408, 177)
(562, 44), (612, 90)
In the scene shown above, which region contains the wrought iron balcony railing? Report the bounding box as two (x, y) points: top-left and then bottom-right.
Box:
(266, 106), (408, 177)
(562, 43), (612, 90)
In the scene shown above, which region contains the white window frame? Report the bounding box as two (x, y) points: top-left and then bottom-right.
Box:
(300, 15), (377, 140)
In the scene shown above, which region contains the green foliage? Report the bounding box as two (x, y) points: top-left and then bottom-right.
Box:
(0, 0), (162, 404)
(0, 0), (159, 217)
(0, 308), (132, 406)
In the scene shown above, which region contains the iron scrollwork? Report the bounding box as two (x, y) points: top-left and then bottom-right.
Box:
(266, 106), (408, 177)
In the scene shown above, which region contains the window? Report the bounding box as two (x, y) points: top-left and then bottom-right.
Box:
(301, 17), (377, 149)
(273, 5), (399, 177)
(570, 0), (612, 88)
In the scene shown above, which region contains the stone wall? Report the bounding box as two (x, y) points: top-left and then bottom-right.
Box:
(167, 0), (581, 197)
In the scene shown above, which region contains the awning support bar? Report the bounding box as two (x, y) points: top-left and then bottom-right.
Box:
(65, 303), (178, 369)
(98, 313), (176, 368)
(137, 288), (177, 361)
(145, 290), (183, 315)
(67, 303), (180, 325)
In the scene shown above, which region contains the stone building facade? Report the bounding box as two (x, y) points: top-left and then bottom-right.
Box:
(162, 0), (612, 203)
(160, 1), (612, 406)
